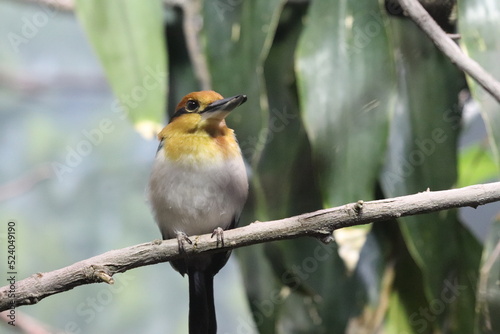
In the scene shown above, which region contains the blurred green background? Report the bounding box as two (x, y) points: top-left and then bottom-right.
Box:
(1, 0), (500, 333)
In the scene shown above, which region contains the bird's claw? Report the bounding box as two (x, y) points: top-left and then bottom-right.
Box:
(211, 227), (225, 248)
(176, 231), (192, 253)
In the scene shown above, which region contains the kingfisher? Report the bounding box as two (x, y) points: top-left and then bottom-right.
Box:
(148, 91), (248, 334)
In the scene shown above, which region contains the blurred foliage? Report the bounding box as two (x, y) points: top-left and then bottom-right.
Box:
(458, 143), (498, 188)
(475, 217), (500, 334)
(458, 0), (500, 170)
(73, 0), (500, 333)
(74, 0), (167, 138)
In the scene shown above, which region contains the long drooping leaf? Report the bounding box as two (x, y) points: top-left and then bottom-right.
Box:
(201, 2), (287, 332)
(75, 0), (167, 138)
(384, 226), (431, 334)
(293, 0), (398, 331)
(458, 0), (500, 171)
(381, 18), (481, 334)
(295, 0), (395, 207)
(201, 0), (285, 165)
(261, 5), (325, 319)
(258, 2), (317, 221)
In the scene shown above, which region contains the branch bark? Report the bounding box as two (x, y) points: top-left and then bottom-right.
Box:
(1, 182), (500, 312)
(398, 0), (500, 103)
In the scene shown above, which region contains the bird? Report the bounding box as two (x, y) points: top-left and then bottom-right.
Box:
(148, 90), (248, 334)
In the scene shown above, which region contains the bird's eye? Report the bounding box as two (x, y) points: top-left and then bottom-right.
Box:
(186, 100), (199, 112)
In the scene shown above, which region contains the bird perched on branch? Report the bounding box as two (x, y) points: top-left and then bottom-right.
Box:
(148, 91), (248, 334)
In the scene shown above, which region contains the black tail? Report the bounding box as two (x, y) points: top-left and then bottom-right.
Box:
(188, 270), (216, 334)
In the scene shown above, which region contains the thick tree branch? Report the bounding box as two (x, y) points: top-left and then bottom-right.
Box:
(1, 182), (500, 312)
(398, 0), (500, 103)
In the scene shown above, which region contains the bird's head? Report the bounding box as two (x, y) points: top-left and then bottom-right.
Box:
(156, 91), (247, 162)
(164, 91), (247, 136)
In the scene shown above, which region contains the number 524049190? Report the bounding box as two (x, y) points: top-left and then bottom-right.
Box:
(7, 221), (16, 270)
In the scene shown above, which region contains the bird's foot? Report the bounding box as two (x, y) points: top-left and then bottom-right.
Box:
(176, 231), (192, 253)
(211, 227), (225, 248)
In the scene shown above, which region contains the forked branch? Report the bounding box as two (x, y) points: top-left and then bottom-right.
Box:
(398, 0), (500, 103)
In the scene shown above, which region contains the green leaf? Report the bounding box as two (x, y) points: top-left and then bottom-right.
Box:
(75, 0), (167, 138)
(458, 0), (500, 171)
(258, 2), (320, 220)
(238, 4), (330, 332)
(201, 2), (291, 332)
(381, 18), (481, 333)
(385, 293), (417, 334)
(270, 238), (355, 334)
(458, 143), (499, 188)
(293, 0), (399, 330)
(202, 0), (285, 165)
(295, 0), (396, 207)
(236, 243), (282, 333)
(386, 226), (431, 334)
(163, 6), (199, 111)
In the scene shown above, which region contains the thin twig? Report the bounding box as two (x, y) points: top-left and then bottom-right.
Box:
(398, 0), (500, 103)
(1, 182), (500, 312)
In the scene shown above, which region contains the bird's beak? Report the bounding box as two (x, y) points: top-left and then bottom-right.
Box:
(201, 95), (247, 121)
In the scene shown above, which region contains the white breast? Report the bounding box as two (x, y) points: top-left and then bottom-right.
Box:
(148, 152), (248, 239)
